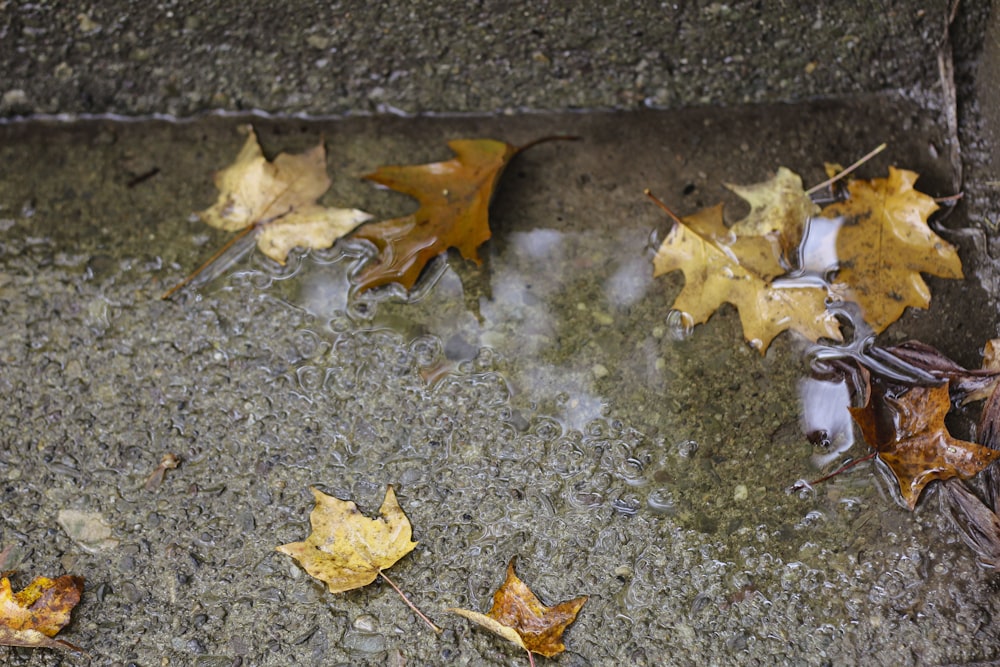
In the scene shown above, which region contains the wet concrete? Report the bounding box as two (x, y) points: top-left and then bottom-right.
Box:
(2, 93), (1000, 665)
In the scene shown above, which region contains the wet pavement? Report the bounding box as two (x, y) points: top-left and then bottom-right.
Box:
(2, 92), (1000, 665)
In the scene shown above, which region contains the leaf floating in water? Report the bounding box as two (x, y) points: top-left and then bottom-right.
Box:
(849, 381), (1000, 510)
(449, 557), (587, 665)
(163, 125), (370, 298)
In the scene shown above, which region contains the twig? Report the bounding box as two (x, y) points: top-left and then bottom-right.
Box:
(161, 225), (256, 300)
(378, 570), (442, 634)
(805, 143), (887, 195)
(810, 451), (877, 485)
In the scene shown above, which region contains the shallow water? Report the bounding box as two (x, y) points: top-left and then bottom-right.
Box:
(2, 97), (998, 665)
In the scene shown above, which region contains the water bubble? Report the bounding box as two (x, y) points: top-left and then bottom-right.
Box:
(409, 335), (443, 367)
(665, 310), (694, 341)
(647, 487), (677, 515)
(296, 365), (323, 394)
(675, 439), (698, 458)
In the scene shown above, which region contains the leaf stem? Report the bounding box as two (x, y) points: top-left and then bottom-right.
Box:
(526, 647), (536, 667)
(514, 135), (582, 157)
(378, 570), (442, 634)
(161, 224), (257, 300)
(810, 451), (877, 485)
(805, 143), (888, 195)
(643, 189), (684, 228)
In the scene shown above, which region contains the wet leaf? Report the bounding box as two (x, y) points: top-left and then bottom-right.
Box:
(821, 167), (963, 333)
(200, 126), (372, 264)
(352, 138), (519, 293)
(723, 166), (819, 274)
(164, 126), (371, 298)
(0, 574), (85, 653)
(449, 558), (587, 661)
(652, 197), (840, 353)
(849, 381), (1000, 509)
(276, 486), (416, 593)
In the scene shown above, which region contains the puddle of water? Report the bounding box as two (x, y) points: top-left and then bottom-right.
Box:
(1, 97), (999, 665)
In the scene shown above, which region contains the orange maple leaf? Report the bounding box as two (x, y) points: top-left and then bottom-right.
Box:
(0, 574), (85, 653)
(352, 138), (519, 293)
(450, 558), (587, 664)
(850, 381), (1000, 509)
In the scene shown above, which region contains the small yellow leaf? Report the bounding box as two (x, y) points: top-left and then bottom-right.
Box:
(276, 486), (416, 593)
(199, 125), (371, 264)
(724, 166), (819, 275)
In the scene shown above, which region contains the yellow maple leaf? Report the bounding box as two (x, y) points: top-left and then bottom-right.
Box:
(163, 126), (371, 299)
(653, 202), (841, 353)
(0, 574), (85, 653)
(276, 485), (416, 593)
(276, 485), (441, 632)
(449, 558), (587, 663)
(200, 126), (372, 264)
(724, 166), (819, 276)
(821, 167), (963, 332)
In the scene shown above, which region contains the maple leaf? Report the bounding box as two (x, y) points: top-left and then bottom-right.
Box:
(163, 125), (371, 298)
(351, 138), (519, 293)
(0, 574), (85, 653)
(449, 558), (587, 665)
(723, 166), (819, 276)
(652, 201), (841, 353)
(820, 167), (963, 333)
(849, 381), (1000, 509)
(276, 486), (440, 632)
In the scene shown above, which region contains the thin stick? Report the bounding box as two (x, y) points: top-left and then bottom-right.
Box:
(525, 647), (536, 667)
(805, 143), (888, 195)
(161, 224), (256, 300)
(378, 570), (442, 634)
(644, 188), (684, 228)
(934, 192), (964, 204)
(810, 451), (877, 485)
(514, 135), (582, 156)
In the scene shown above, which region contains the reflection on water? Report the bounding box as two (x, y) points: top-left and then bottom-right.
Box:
(798, 377), (856, 468)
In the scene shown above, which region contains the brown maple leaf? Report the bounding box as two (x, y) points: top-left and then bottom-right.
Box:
(352, 136), (576, 293)
(849, 380), (1000, 509)
(449, 558), (587, 665)
(351, 138), (517, 293)
(821, 167), (963, 333)
(0, 574), (85, 653)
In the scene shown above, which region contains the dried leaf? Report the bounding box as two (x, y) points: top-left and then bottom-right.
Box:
(449, 558), (587, 660)
(276, 486), (416, 593)
(941, 480), (1000, 568)
(821, 167), (963, 333)
(352, 139), (519, 293)
(653, 202), (840, 352)
(849, 381), (1000, 509)
(884, 340), (1000, 404)
(0, 574), (85, 653)
(200, 126), (372, 265)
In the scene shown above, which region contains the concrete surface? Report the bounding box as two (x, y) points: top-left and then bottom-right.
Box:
(2, 1), (951, 117)
(3, 1), (1000, 666)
